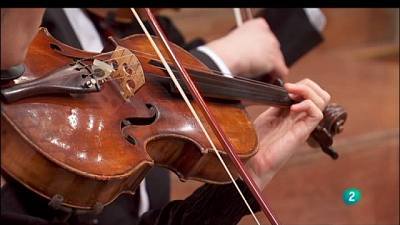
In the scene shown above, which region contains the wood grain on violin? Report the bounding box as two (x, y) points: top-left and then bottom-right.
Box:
(1, 28), (258, 209)
(1, 27), (346, 211)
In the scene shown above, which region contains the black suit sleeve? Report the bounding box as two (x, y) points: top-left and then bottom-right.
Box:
(41, 8), (82, 50)
(189, 49), (222, 73)
(257, 8), (324, 66)
(138, 180), (260, 225)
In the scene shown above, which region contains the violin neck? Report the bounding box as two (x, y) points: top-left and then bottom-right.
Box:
(183, 70), (293, 107)
(148, 60), (293, 107)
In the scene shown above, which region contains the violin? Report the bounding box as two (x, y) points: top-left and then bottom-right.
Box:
(1, 9), (347, 224)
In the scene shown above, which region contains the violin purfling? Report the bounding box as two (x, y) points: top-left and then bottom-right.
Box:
(1, 27), (346, 212)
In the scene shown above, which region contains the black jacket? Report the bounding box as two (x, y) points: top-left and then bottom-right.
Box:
(1, 8), (324, 225)
(1, 8), (259, 225)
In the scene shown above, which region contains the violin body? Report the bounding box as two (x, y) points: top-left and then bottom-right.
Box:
(1, 28), (258, 209)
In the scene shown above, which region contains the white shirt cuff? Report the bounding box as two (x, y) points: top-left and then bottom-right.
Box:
(138, 179), (150, 216)
(196, 46), (233, 78)
(303, 8), (327, 32)
(63, 8), (104, 52)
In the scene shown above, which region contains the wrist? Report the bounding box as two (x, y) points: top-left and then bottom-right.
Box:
(245, 155), (277, 190)
(205, 38), (243, 75)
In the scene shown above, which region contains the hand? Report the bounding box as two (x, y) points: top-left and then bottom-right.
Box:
(1, 8), (45, 69)
(246, 79), (331, 190)
(205, 18), (289, 78)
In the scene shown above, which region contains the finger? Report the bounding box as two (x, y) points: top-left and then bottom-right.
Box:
(254, 107), (285, 131)
(290, 99), (323, 121)
(265, 106), (286, 117)
(254, 107), (282, 124)
(288, 93), (302, 102)
(298, 79), (331, 104)
(285, 83), (326, 110)
(270, 54), (289, 78)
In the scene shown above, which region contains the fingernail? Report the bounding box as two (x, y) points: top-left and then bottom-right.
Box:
(284, 83), (293, 88)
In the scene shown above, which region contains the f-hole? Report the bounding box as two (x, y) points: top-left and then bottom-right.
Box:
(49, 43), (62, 51)
(121, 103), (158, 145)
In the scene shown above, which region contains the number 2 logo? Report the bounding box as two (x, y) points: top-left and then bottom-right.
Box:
(348, 191), (356, 202)
(343, 188), (361, 205)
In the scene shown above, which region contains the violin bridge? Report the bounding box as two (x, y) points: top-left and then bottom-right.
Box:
(110, 46), (145, 101)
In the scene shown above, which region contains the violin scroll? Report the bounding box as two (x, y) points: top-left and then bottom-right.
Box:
(310, 103), (348, 159)
(267, 78), (347, 159)
(321, 103), (347, 136)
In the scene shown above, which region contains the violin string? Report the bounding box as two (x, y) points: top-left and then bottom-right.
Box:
(73, 40), (273, 84)
(89, 49), (232, 78)
(130, 8), (261, 225)
(68, 9), (279, 89)
(125, 49), (283, 89)
(72, 42), (286, 95)
(82, 53), (287, 102)
(76, 49), (286, 94)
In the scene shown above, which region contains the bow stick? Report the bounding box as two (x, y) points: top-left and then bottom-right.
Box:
(233, 8), (254, 25)
(131, 8), (280, 225)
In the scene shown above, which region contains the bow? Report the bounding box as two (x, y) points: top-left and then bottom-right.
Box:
(130, 8), (279, 225)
